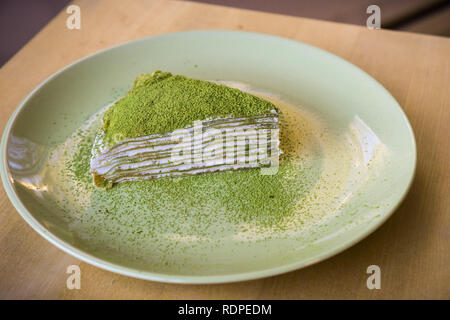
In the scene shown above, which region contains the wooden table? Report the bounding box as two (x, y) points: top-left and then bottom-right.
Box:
(0, 0), (449, 299)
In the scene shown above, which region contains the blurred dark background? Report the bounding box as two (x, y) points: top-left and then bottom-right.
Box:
(0, 0), (71, 67)
(1, 0), (449, 67)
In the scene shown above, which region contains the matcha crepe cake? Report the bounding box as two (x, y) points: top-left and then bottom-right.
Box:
(90, 71), (281, 188)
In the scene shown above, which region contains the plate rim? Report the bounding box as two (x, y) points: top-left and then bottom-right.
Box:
(0, 30), (417, 284)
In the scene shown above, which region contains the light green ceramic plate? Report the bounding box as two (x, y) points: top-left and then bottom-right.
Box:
(0, 31), (416, 283)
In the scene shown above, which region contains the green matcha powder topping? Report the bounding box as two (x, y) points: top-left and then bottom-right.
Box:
(102, 71), (278, 144)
